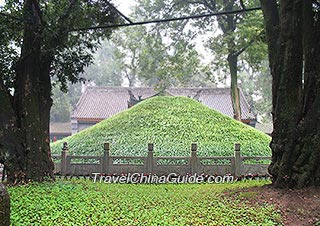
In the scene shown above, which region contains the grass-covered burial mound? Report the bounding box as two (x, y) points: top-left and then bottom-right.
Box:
(51, 96), (271, 157)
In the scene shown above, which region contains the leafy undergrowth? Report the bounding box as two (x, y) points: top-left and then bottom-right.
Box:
(8, 180), (282, 225)
(51, 96), (271, 157)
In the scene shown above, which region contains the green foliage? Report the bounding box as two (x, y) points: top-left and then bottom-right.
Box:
(111, 2), (214, 90)
(111, 25), (145, 87)
(135, 0), (267, 74)
(0, 0), (122, 91)
(83, 39), (123, 87)
(115, 0), (270, 120)
(50, 40), (123, 123)
(51, 96), (271, 157)
(8, 180), (282, 225)
(207, 8), (267, 73)
(0, 3), (22, 90)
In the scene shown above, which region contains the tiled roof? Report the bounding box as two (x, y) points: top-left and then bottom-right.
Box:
(71, 86), (256, 121)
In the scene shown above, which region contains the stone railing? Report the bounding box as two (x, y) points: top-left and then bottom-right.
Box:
(52, 143), (271, 177)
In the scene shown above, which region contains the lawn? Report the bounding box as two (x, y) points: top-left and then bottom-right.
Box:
(8, 179), (282, 225)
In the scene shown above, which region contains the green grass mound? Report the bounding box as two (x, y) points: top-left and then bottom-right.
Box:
(51, 96), (271, 157)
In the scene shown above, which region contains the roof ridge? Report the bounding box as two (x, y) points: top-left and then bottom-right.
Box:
(71, 86), (256, 121)
(238, 88), (254, 113)
(71, 88), (88, 118)
(84, 86), (231, 91)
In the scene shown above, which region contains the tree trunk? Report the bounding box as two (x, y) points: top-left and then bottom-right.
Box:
(0, 81), (26, 183)
(216, 1), (242, 122)
(11, 56), (54, 183)
(0, 183), (10, 226)
(260, 0), (320, 188)
(0, 0), (54, 184)
(227, 54), (242, 121)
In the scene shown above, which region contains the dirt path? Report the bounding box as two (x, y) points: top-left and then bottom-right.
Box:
(228, 185), (320, 225)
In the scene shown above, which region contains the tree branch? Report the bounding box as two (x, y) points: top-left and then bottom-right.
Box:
(183, 0), (217, 12)
(57, 0), (78, 27)
(313, 0), (320, 7)
(105, 1), (133, 24)
(201, 0), (217, 11)
(233, 31), (264, 57)
(259, 0), (280, 121)
(239, 0), (246, 10)
(0, 78), (13, 111)
(233, 39), (254, 57)
(44, 0), (78, 58)
(71, 6), (261, 31)
(0, 12), (24, 22)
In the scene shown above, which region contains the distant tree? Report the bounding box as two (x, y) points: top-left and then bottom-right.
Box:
(136, 0), (267, 120)
(112, 3), (214, 90)
(260, 0), (320, 188)
(111, 25), (144, 87)
(83, 39), (123, 86)
(50, 40), (123, 122)
(0, 0), (120, 183)
(239, 61), (272, 122)
(50, 86), (72, 122)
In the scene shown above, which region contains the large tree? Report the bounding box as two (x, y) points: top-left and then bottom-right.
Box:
(112, 8), (212, 90)
(0, 0), (120, 184)
(136, 0), (267, 120)
(260, 0), (320, 188)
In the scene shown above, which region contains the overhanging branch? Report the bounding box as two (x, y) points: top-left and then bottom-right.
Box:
(313, 0), (320, 8)
(0, 12), (24, 22)
(239, 0), (246, 10)
(0, 4), (262, 34)
(105, 1), (134, 24)
(233, 31), (264, 57)
(70, 6), (261, 31)
(259, 0), (279, 68)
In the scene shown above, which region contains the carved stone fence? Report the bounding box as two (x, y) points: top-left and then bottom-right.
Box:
(52, 143), (271, 177)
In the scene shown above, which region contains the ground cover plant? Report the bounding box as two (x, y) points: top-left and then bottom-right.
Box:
(51, 96), (271, 157)
(8, 180), (282, 225)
